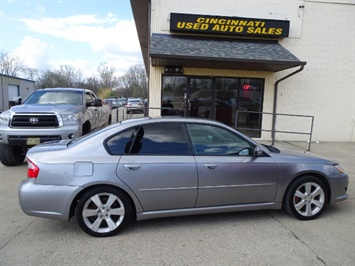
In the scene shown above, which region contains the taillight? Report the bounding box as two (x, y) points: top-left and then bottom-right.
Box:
(27, 158), (39, 178)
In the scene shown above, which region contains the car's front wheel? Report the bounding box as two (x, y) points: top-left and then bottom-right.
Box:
(284, 176), (328, 220)
(76, 186), (132, 237)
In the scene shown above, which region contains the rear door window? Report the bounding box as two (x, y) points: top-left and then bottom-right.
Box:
(106, 123), (191, 155)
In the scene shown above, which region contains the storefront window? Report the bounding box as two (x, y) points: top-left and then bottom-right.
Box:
(162, 76), (187, 116)
(162, 75), (264, 137)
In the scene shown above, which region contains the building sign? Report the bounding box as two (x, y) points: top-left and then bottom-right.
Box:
(170, 13), (289, 38)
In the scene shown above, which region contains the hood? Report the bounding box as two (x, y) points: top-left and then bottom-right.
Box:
(11, 104), (82, 114)
(27, 139), (72, 154)
(270, 147), (336, 164)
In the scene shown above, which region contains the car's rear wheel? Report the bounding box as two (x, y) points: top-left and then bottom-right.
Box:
(76, 186), (132, 237)
(284, 176), (328, 220)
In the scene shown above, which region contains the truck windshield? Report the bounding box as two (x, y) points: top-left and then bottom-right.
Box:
(24, 90), (83, 105)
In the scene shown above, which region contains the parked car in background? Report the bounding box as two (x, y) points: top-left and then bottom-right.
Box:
(18, 117), (348, 237)
(0, 88), (111, 166)
(126, 98), (144, 114)
(116, 99), (126, 107)
(103, 98), (120, 109)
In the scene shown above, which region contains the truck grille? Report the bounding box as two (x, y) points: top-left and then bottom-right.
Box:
(11, 114), (59, 127)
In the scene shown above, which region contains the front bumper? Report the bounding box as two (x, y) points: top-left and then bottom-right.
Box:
(329, 172), (349, 204)
(0, 125), (80, 145)
(18, 179), (81, 221)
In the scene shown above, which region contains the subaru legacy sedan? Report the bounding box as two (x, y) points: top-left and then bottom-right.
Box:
(18, 117), (349, 237)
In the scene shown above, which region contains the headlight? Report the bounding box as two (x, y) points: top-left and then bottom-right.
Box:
(59, 113), (80, 125)
(0, 111), (11, 125)
(334, 164), (344, 174)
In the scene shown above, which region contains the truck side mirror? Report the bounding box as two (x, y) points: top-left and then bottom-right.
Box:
(94, 98), (102, 107)
(86, 99), (102, 107)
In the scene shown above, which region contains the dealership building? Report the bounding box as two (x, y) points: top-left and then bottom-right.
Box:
(130, 0), (354, 142)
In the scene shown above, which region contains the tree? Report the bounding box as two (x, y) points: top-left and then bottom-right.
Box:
(85, 77), (101, 94)
(0, 50), (26, 76)
(97, 62), (117, 89)
(22, 68), (39, 81)
(57, 65), (84, 87)
(34, 65), (84, 89)
(117, 64), (147, 98)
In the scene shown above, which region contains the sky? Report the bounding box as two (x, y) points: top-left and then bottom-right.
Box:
(0, 0), (143, 77)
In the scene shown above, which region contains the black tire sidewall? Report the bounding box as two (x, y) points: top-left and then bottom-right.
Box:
(75, 186), (132, 237)
(0, 144), (25, 166)
(285, 176), (328, 220)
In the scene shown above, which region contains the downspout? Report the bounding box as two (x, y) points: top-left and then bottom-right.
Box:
(271, 65), (305, 145)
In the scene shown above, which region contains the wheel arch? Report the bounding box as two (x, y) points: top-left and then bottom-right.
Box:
(282, 172), (331, 206)
(82, 120), (91, 135)
(69, 184), (137, 221)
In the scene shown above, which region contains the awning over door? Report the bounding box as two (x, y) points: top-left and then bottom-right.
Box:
(150, 34), (306, 72)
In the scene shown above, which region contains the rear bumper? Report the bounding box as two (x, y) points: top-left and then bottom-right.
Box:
(18, 179), (81, 221)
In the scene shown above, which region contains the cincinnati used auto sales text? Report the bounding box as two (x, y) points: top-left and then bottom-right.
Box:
(175, 17), (284, 35)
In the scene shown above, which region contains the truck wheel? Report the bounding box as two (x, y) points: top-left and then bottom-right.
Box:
(82, 122), (91, 135)
(0, 144), (26, 166)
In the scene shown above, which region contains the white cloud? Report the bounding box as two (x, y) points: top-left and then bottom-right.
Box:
(20, 14), (140, 54)
(36, 4), (45, 15)
(17, 13), (142, 76)
(12, 36), (49, 69)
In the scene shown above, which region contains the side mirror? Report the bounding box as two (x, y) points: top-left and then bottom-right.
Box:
(94, 98), (102, 107)
(86, 98), (103, 107)
(253, 146), (263, 156)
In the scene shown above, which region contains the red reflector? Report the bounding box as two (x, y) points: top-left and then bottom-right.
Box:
(27, 158), (39, 178)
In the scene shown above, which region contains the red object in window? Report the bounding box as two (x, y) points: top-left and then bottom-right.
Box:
(27, 158), (39, 178)
(243, 84), (251, 90)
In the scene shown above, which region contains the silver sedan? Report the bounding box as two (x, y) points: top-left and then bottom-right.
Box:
(18, 117), (349, 237)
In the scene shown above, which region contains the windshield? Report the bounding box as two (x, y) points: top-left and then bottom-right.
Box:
(24, 90), (83, 105)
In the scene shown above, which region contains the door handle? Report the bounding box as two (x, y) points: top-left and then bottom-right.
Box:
(203, 164), (218, 169)
(124, 164), (141, 170)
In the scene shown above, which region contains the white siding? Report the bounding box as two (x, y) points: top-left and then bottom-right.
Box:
(147, 0), (355, 142)
(276, 1), (355, 141)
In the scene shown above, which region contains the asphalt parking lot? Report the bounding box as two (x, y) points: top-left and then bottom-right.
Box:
(0, 141), (354, 266)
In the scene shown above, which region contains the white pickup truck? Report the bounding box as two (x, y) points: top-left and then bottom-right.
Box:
(0, 88), (112, 166)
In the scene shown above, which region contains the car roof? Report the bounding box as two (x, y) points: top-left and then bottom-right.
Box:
(120, 116), (233, 128)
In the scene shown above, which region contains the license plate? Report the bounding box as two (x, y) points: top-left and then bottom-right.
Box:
(26, 137), (41, 146)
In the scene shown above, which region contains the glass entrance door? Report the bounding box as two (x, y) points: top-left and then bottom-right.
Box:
(187, 78), (213, 119)
(162, 75), (264, 137)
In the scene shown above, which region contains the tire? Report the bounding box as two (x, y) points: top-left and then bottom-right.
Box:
(82, 122), (91, 135)
(0, 144), (25, 166)
(75, 186), (132, 237)
(284, 176), (328, 220)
